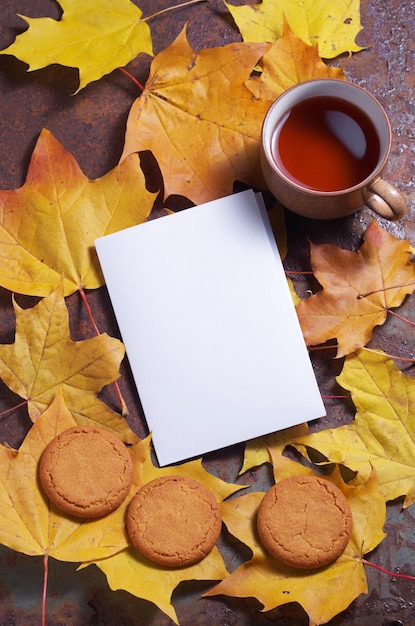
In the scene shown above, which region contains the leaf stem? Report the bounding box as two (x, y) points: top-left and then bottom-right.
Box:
(362, 347), (415, 363)
(362, 558), (415, 581)
(79, 288), (129, 416)
(79, 287), (100, 335)
(143, 0), (206, 22)
(357, 279), (415, 299)
(118, 67), (145, 92)
(0, 400), (28, 421)
(42, 554), (49, 626)
(387, 309), (415, 326)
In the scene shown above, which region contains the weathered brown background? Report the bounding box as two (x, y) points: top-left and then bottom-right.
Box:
(0, 0), (414, 624)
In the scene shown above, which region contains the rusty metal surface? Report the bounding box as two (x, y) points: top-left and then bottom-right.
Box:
(0, 0), (414, 624)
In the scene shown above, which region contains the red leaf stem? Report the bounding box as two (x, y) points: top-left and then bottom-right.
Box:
(357, 279), (415, 299)
(118, 67), (145, 92)
(0, 400), (28, 421)
(362, 558), (415, 581)
(387, 309), (415, 326)
(42, 554), (49, 626)
(79, 288), (129, 416)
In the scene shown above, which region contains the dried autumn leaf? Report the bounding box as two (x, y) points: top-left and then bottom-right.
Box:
(295, 221), (415, 358)
(83, 436), (242, 625)
(0, 0), (153, 93)
(240, 422), (309, 474)
(87, 544), (227, 625)
(246, 22), (345, 101)
(0, 392), (145, 561)
(225, 0), (365, 59)
(206, 450), (386, 626)
(294, 348), (415, 509)
(0, 128), (156, 297)
(121, 28), (271, 205)
(0, 279), (134, 441)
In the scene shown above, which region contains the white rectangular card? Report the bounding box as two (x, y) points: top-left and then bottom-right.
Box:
(95, 190), (325, 466)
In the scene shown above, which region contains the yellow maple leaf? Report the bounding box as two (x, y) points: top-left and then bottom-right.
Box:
(0, 129), (156, 297)
(0, 279), (134, 442)
(240, 422), (309, 474)
(294, 348), (415, 508)
(225, 0), (365, 59)
(0, 392), (144, 561)
(83, 436), (242, 624)
(295, 220), (415, 358)
(121, 28), (271, 205)
(0, 0), (153, 93)
(205, 450), (386, 626)
(86, 543), (227, 624)
(246, 22), (345, 101)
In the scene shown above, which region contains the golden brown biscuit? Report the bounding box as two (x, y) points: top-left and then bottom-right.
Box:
(127, 475), (222, 567)
(39, 425), (133, 518)
(257, 475), (352, 569)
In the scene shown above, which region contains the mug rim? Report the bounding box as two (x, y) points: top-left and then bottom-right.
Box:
(261, 78), (392, 197)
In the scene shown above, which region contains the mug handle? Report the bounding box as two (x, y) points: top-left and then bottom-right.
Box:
(363, 177), (406, 221)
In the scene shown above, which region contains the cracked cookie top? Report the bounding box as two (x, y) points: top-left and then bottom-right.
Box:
(127, 475), (222, 567)
(39, 425), (133, 518)
(257, 475), (353, 569)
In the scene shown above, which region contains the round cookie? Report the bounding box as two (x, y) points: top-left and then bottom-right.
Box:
(257, 475), (352, 569)
(39, 425), (134, 518)
(127, 475), (222, 567)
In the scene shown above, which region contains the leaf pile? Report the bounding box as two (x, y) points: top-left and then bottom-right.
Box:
(206, 450), (386, 626)
(0, 1), (413, 625)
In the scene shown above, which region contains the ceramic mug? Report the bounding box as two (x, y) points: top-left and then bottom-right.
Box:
(260, 79), (406, 220)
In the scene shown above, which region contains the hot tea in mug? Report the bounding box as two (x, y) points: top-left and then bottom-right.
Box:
(271, 96), (380, 192)
(260, 79), (406, 220)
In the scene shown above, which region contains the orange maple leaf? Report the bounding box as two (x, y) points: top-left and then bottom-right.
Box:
(121, 27), (271, 205)
(205, 449), (386, 626)
(295, 220), (415, 357)
(0, 128), (156, 297)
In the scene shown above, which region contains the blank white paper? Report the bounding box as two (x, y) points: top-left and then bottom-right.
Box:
(95, 190), (325, 466)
